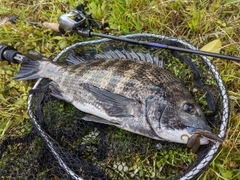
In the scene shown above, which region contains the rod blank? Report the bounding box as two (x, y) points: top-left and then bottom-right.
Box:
(78, 30), (240, 62)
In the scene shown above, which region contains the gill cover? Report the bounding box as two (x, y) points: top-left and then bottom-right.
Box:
(146, 91), (168, 138)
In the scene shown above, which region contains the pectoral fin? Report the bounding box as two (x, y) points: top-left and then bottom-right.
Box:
(81, 83), (137, 117)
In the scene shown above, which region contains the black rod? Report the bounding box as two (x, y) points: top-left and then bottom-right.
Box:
(86, 31), (240, 62)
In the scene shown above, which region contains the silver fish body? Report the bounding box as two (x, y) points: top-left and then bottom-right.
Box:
(14, 53), (212, 145)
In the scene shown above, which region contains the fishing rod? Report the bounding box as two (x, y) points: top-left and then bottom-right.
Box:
(57, 4), (240, 62)
(79, 29), (240, 62)
(0, 44), (26, 63)
(1, 4), (240, 63)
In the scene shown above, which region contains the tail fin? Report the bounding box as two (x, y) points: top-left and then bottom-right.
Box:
(14, 59), (41, 80)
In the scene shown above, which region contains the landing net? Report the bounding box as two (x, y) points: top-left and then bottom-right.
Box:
(0, 34), (228, 180)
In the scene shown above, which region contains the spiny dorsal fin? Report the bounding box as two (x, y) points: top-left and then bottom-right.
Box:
(65, 53), (86, 65)
(95, 49), (164, 68)
(65, 50), (164, 68)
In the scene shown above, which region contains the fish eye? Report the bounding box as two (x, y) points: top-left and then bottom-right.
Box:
(183, 103), (196, 114)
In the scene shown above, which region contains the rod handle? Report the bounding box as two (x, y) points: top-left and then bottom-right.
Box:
(0, 44), (20, 63)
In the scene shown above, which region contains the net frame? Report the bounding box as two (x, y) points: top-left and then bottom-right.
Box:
(26, 33), (229, 180)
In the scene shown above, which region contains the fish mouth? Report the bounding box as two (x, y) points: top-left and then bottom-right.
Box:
(186, 127), (223, 153)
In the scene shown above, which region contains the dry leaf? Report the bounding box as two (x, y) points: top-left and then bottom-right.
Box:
(200, 39), (222, 60)
(0, 17), (11, 27)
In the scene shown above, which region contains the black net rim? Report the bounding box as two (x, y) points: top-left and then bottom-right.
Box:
(27, 33), (229, 180)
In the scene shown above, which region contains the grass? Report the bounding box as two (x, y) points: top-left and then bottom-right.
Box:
(0, 0), (240, 179)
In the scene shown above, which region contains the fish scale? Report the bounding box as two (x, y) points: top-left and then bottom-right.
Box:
(60, 59), (166, 100)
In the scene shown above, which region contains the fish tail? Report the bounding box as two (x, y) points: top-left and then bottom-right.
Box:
(13, 58), (42, 80)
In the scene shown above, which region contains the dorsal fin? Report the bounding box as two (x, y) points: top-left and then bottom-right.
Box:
(65, 50), (164, 68)
(65, 53), (86, 65)
(95, 49), (164, 68)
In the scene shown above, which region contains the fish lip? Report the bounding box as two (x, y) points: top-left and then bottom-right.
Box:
(187, 127), (211, 133)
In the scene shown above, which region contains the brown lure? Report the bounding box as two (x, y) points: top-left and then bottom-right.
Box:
(187, 130), (223, 152)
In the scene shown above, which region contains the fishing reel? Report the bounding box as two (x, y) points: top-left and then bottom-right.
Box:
(58, 4), (104, 33)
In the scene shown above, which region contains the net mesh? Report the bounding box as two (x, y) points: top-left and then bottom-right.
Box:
(0, 34), (229, 180)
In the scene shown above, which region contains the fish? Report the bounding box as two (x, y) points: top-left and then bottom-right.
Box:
(14, 50), (223, 150)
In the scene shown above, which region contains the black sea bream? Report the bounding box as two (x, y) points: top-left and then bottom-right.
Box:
(14, 51), (223, 150)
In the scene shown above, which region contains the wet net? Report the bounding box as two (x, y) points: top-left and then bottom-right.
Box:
(0, 34), (229, 179)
